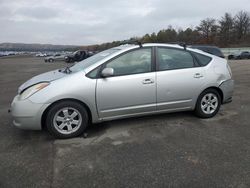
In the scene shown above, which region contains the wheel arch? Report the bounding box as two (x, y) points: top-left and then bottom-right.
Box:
(41, 98), (92, 130)
(197, 86), (224, 104)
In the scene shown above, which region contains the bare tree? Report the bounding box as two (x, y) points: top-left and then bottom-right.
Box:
(85, 10), (250, 50)
(234, 11), (250, 39)
(196, 18), (218, 43)
(219, 13), (234, 45)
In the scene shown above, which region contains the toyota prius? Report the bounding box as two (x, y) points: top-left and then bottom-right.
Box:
(10, 43), (234, 138)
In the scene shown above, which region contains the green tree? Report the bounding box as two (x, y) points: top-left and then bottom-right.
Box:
(142, 34), (152, 43)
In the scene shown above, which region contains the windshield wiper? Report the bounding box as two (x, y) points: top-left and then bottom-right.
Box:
(58, 66), (72, 74)
(63, 66), (72, 74)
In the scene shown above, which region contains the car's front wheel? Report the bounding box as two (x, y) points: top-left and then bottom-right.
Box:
(46, 101), (88, 138)
(195, 89), (221, 118)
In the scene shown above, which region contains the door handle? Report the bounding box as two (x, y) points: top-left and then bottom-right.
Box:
(194, 73), (203, 78)
(142, 78), (154, 84)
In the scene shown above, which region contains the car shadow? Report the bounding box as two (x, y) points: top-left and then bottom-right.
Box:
(7, 111), (195, 140)
(83, 111), (195, 139)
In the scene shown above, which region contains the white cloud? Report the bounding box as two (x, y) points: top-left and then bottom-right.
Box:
(0, 0), (249, 45)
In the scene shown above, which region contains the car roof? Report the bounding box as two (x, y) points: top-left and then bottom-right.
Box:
(189, 45), (218, 48)
(112, 43), (186, 50)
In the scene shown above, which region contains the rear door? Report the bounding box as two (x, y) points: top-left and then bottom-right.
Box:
(156, 47), (206, 111)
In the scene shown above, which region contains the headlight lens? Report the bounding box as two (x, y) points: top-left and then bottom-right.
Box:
(19, 82), (50, 100)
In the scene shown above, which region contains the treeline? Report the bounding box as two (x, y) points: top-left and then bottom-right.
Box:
(85, 10), (250, 51)
(0, 43), (79, 52)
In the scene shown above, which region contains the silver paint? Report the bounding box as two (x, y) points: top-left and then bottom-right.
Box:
(11, 43), (234, 130)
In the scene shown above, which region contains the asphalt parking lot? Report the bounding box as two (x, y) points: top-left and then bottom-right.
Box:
(0, 56), (250, 188)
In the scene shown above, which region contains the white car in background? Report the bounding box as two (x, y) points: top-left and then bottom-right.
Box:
(44, 54), (65, 63)
(35, 53), (47, 57)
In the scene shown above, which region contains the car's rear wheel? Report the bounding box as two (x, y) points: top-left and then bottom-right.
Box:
(195, 89), (221, 118)
(46, 101), (88, 138)
(49, 58), (54, 62)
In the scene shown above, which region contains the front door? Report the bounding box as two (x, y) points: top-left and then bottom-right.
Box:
(96, 48), (156, 119)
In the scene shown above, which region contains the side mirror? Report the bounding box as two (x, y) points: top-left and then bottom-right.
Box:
(101, 68), (114, 78)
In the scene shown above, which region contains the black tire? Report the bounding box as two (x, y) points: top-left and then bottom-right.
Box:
(49, 58), (54, 62)
(46, 101), (89, 139)
(65, 57), (70, 63)
(66, 58), (73, 63)
(195, 88), (221, 118)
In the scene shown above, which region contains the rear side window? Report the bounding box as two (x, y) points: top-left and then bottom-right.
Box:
(193, 52), (212, 66)
(157, 48), (195, 71)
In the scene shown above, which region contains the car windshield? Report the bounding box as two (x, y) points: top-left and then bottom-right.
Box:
(70, 48), (120, 72)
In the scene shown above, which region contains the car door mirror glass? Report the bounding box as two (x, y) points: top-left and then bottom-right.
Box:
(101, 68), (114, 78)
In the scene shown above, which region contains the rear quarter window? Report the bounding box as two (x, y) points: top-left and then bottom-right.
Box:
(192, 52), (212, 66)
(209, 48), (224, 57)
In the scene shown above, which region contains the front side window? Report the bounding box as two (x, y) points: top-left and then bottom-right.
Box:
(157, 48), (195, 71)
(105, 48), (152, 76)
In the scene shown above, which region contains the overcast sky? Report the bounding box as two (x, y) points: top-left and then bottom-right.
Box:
(0, 0), (249, 45)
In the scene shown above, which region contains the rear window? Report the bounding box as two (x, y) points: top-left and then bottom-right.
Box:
(208, 48), (224, 57)
(192, 52), (212, 66)
(190, 46), (224, 57)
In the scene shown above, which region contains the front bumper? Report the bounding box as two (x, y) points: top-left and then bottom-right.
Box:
(11, 95), (50, 130)
(219, 79), (234, 104)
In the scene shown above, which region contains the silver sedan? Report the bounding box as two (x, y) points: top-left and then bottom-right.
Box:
(11, 43), (234, 138)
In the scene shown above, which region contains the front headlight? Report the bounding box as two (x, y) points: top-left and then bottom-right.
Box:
(19, 82), (50, 100)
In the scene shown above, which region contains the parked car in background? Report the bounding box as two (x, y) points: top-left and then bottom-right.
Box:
(0, 52), (6, 57)
(228, 51), (250, 60)
(35, 53), (47, 57)
(44, 54), (65, 62)
(189, 45), (225, 58)
(10, 43), (234, 138)
(64, 50), (93, 63)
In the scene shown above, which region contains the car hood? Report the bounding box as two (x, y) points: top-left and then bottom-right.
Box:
(18, 69), (66, 94)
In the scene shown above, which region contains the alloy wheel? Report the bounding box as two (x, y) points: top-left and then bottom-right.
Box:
(53, 107), (82, 135)
(201, 93), (218, 114)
